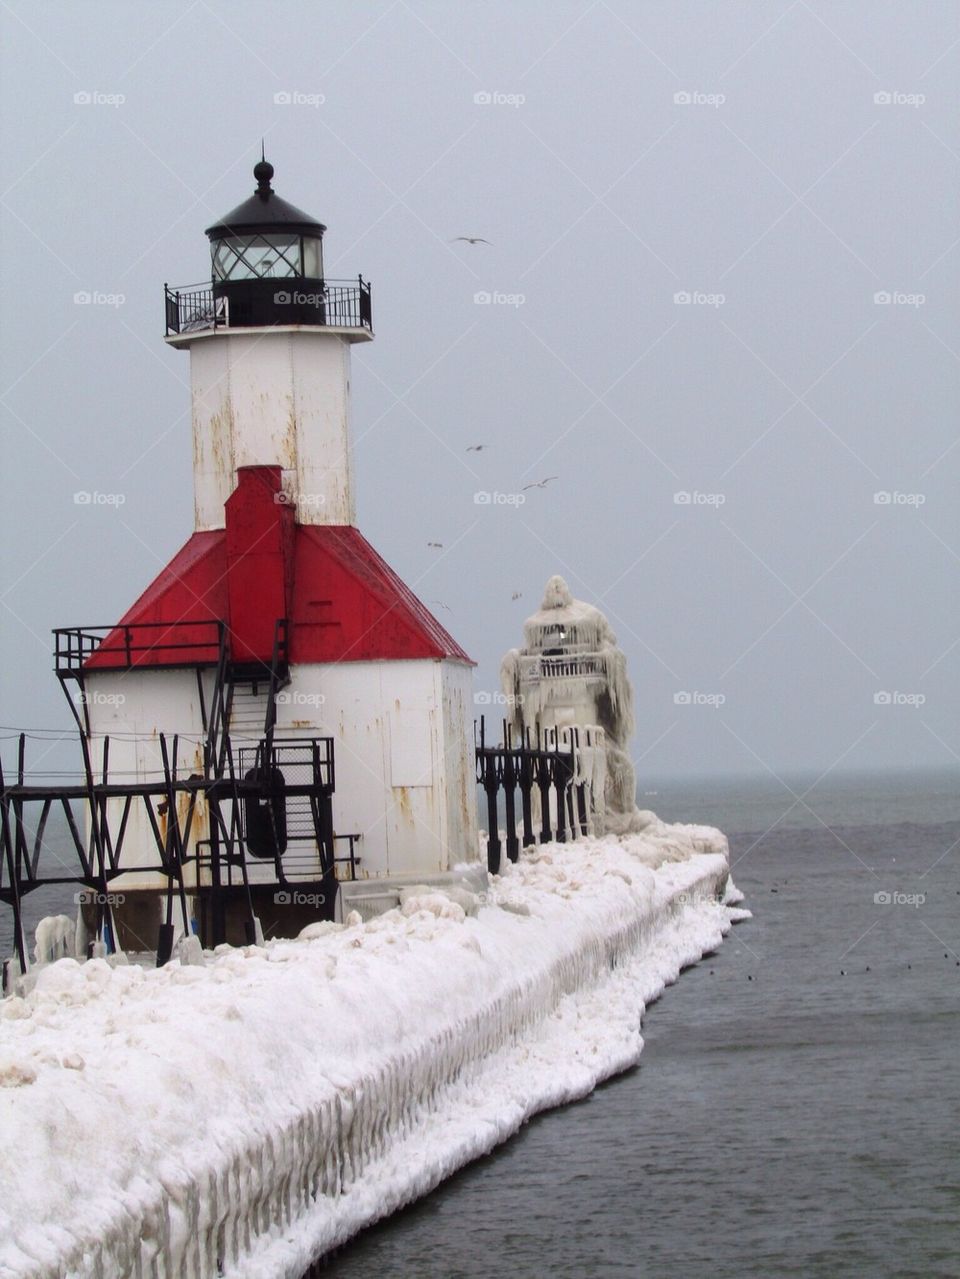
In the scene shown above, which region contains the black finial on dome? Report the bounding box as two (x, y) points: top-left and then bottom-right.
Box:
(253, 148), (274, 199)
(206, 158), (325, 238)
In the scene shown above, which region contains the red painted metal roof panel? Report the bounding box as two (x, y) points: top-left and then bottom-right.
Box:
(84, 531), (227, 669)
(292, 524), (472, 663)
(84, 522), (473, 669)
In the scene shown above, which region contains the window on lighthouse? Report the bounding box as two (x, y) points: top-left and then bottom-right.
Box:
(301, 237), (323, 278)
(212, 234), (313, 281)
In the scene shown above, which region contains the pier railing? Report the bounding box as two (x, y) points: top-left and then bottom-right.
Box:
(475, 717), (599, 874)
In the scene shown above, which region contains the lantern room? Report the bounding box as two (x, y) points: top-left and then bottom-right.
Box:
(205, 157), (325, 327)
(164, 157), (371, 335)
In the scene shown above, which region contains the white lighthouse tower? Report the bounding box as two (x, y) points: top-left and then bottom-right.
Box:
(65, 159), (479, 949)
(178, 155), (362, 531)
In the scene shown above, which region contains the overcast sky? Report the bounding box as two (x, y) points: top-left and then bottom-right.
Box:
(1, 0), (959, 783)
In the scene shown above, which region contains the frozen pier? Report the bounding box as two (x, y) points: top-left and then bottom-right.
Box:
(0, 824), (743, 1279)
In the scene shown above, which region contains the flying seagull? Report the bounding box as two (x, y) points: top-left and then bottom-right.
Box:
(511, 592), (523, 601)
(522, 476), (558, 491)
(466, 444), (490, 452)
(429, 599), (452, 613)
(450, 237), (492, 245)
(427, 541), (444, 548)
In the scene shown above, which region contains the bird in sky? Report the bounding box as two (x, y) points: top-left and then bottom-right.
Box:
(511, 592), (523, 601)
(429, 599), (452, 612)
(466, 444), (490, 452)
(427, 541), (443, 548)
(450, 237), (492, 245)
(522, 476), (558, 491)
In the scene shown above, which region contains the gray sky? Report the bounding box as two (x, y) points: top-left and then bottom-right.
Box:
(1, 0), (958, 782)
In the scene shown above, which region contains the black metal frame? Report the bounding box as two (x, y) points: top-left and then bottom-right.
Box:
(163, 276), (372, 336)
(54, 620), (224, 675)
(1, 617), (356, 974)
(475, 716), (588, 875)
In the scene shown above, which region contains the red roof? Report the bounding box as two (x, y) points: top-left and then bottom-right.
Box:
(86, 522), (472, 669)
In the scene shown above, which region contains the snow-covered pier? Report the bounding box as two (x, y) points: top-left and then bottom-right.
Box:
(0, 824), (744, 1279)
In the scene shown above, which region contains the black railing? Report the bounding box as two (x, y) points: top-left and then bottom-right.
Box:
(475, 717), (584, 874)
(54, 621), (225, 674)
(163, 276), (372, 336)
(0, 729), (342, 971)
(333, 833), (362, 880)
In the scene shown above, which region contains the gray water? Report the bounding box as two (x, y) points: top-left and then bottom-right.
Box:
(0, 810), (85, 960)
(318, 768), (960, 1278)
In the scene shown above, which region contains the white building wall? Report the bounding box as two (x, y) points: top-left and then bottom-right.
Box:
(82, 668), (212, 893)
(439, 661), (479, 867)
(278, 659), (478, 878)
(181, 328), (355, 530)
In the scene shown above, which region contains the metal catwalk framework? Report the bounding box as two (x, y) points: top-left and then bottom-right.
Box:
(0, 620), (353, 973)
(1, 640), (596, 973)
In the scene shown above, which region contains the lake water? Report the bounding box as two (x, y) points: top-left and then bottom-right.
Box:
(316, 768), (960, 1278)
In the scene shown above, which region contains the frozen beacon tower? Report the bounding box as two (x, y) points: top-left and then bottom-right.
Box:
(500, 575), (642, 834)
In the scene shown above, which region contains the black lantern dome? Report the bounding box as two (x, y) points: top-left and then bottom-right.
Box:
(164, 157), (372, 337)
(204, 159), (327, 327)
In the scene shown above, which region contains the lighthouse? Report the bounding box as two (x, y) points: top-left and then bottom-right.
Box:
(176, 155), (365, 530)
(57, 159), (479, 949)
(500, 575), (641, 834)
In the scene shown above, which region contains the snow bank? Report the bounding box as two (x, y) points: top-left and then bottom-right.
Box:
(0, 825), (740, 1279)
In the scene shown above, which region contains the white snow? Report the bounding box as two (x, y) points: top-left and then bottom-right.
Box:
(0, 823), (742, 1279)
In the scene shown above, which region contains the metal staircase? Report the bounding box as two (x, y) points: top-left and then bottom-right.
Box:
(228, 682), (272, 743)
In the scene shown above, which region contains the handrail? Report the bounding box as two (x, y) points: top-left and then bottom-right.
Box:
(164, 276), (372, 336)
(53, 620), (224, 674)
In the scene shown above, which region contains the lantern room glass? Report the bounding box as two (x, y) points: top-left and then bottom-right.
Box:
(211, 234), (324, 282)
(302, 237), (323, 278)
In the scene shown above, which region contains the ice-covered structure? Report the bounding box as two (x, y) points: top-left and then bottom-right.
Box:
(500, 576), (645, 834)
(0, 826), (744, 1278)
